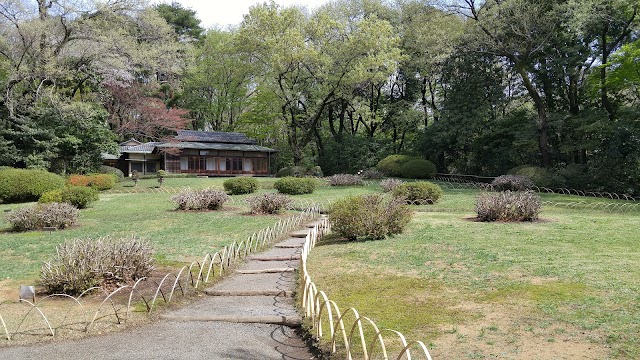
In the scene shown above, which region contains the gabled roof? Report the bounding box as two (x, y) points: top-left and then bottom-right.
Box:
(120, 142), (161, 154)
(175, 130), (257, 145)
(120, 138), (143, 146)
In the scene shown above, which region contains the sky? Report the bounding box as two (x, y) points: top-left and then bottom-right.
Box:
(152, 0), (333, 29)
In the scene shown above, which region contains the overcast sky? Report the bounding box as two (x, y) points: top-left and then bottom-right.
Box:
(152, 1), (332, 29)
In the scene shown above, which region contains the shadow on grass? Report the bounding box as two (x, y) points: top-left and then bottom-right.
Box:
(316, 233), (386, 246)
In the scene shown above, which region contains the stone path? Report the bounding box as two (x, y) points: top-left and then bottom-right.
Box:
(0, 232), (316, 359)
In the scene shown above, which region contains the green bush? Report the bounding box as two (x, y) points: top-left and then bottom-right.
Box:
(508, 165), (553, 188)
(223, 177), (259, 195)
(41, 186), (99, 209)
(476, 190), (541, 222)
(276, 165), (323, 178)
(273, 177), (317, 195)
(400, 159), (436, 179)
(99, 166), (125, 181)
(40, 236), (154, 295)
(0, 168), (65, 203)
(376, 155), (416, 177)
(329, 194), (412, 241)
(392, 181), (443, 204)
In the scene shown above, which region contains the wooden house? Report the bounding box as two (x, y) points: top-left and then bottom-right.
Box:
(113, 131), (276, 176)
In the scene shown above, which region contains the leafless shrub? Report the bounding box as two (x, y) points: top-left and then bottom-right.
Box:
(40, 236), (154, 295)
(380, 178), (404, 193)
(491, 175), (534, 192)
(7, 202), (78, 231)
(171, 188), (230, 210)
(246, 193), (293, 214)
(330, 194), (412, 240)
(476, 190), (541, 222)
(359, 168), (385, 179)
(328, 174), (365, 186)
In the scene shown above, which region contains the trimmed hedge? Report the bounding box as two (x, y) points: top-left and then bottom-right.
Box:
(223, 177), (259, 195)
(0, 168), (65, 203)
(39, 186), (99, 209)
(400, 159), (436, 179)
(392, 181), (443, 204)
(68, 174), (116, 190)
(376, 155), (416, 177)
(273, 177), (317, 195)
(99, 166), (125, 181)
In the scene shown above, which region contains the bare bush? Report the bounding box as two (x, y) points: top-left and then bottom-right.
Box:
(7, 202), (78, 231)
(380, 178), (404, 193)
(491, 175), (534, 192)
(171, 188), (230, 210)
(476, 190), (541, 222)
(246, 193), (293, 214)
(328, 174), (364, 186)
(359, 168), (385, 179)
(40, 236), (154, 295)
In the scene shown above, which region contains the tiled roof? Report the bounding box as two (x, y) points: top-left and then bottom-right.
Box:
(120, 142), (161, 154)
(156, 141), (276, 153)
(175, 130), (257, 144)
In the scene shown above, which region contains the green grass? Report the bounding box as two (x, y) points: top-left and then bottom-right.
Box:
(307, 186), (640, 358)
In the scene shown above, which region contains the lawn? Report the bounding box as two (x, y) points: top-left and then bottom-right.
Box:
(306, 185), (640, 359)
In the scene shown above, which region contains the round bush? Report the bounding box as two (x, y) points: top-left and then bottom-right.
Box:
(223, 177), (259, 195)
(508, 165), (553, 188)
(329, 194), (411, 241)
(276, 166), (304, 178)
(7, 202), (79, 231)
(376, 155), (416, 177)
(99, 165), (125, 181)
(400, 159), (436, 179)
(246, 193), (292, 214)
(392, 181), (443, 204)
(39, 189), (64, 204)
(273, 177), (317, 195)
(476, 190), (541, 222)
(40, 186), (99, 209)
(88, 174), (116, 190)
(0, 168), (65, 203)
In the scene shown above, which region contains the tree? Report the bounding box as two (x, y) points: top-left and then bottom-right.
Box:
(155, 2), (204, 42)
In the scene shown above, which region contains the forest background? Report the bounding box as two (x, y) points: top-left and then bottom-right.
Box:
(0, 0), (638, 193)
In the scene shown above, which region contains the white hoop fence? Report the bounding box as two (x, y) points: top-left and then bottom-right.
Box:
(299, 218), (434, 360)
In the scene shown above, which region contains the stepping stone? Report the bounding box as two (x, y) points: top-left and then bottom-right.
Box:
(236, 268), (295, 274)
(163, 295), (298, 318)
(257, 247), (302, 258)
(206, 272), (295, 295)
(274, 244), (303, 249)
(289, 230), (310, 238)
(205, 290), (293, 297)
(240, 260), (296, 271)
(159, 314), (302, 327)
(249, 256), (300, 261)
(274, 237), (306, 248)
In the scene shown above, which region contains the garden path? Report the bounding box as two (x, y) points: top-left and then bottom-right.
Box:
(0, 230), (316, 359)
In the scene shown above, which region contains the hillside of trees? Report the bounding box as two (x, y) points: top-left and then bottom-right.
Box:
(1, 0), (638, 193)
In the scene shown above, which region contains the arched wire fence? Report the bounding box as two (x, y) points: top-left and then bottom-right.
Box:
(299, 218), (434, 360)
(0, 207), (320, 342)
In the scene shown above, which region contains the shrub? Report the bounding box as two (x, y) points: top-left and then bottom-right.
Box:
(171, 188), (230, 210)
(274, 177), (317, 195)
(99, 165), (125, 181)
(68, 174), (116, 190)
(276, 165), (323, 177)
(328, 174), (364, 186)
(40, 186), (99, 209)
(491, 175), (534, 192)
(400, 159), (436, 179)
(329, 194), (412, 241)
(381, 178), (404, 193)
(376, 155), (416, 177)
(476, 190), (541, 222)
(554, 164), (591, 190)
(223, 177), (259, 195)
(88, 174), (116, 190)
(359, 168), (385, 179)
(7, 203), (79, 231)
(508, 165), (553, 188)
(40, 236), (154, 295)
(392, 181), (443, 204)
(246, 193), (292, 214)
(0, 168), (65, 203)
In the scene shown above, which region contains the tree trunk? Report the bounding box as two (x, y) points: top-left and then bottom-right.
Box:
(514, 63), (551, 168)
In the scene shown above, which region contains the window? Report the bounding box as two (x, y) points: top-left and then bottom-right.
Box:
(225, 158), (243, 171)
(166, 155), (180, 173)
(146, 162), (157, 173)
